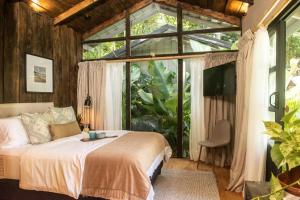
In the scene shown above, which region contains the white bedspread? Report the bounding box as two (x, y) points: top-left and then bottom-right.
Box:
(19, 131), (128, 198)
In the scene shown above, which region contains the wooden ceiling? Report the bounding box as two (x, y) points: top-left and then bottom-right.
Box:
(22, 0), (253, 35)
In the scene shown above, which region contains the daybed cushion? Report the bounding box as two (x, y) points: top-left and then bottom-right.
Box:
(49, 121), (81, 140)
(0, 117), (29, 148)
(21, 113), (51, 144)
(49, 107), (76, 124)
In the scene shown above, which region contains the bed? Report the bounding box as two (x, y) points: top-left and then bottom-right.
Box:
(0, 103), (171, 200)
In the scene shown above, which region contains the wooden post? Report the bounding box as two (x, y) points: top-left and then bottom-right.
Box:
(125, 10), (131, 130)
(177, 4), (183, 158)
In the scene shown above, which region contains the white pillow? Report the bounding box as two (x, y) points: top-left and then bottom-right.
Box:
(0, 117), (30, 148)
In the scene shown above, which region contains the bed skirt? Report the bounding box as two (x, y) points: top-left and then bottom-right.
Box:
(0, 161), (163, 200)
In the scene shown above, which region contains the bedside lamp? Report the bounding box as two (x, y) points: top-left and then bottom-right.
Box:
(83, 64), (92, 130)
(82, 95), (92, 130)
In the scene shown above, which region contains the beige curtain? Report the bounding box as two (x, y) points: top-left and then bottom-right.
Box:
(244, 28), (270, 183)
(77, 61), (107, 130)
(227, 30), (255, 192)
(201, 52), (237, 167)
(189, 58), (206, 161)
(105, 62), (125, 130)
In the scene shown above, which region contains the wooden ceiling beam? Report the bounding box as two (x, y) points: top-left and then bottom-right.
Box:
(54, 0), (103, 25)
(82, 0), (241, 40)
(156, 0), (241, 26)
(82, 0), (153, 40)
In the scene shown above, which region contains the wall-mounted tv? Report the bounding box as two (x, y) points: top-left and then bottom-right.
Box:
(203, 62), (236, 96)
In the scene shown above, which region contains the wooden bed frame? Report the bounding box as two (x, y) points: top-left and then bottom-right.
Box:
(0, 103), (164, 200)
(0, 161), (163, 200)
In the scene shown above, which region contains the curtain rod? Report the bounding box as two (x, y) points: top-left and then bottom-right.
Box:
(81, 51), (238, 64)
(105, 54), (207, 63)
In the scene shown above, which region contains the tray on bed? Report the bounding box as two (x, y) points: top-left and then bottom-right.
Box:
(80, 136), (118, 142)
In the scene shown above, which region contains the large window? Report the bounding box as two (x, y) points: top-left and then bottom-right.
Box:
(82, 2), (240, 60)
(268, 1), (300, 122)
(83, 2), (240, 157)
(285, 6), (300, 112)
(266, 1), (300, 181)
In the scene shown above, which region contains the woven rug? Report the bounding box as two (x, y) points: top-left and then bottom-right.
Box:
(153, 169), (220, 200)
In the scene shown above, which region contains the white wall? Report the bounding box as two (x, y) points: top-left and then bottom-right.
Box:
(242, 0), (291, 33)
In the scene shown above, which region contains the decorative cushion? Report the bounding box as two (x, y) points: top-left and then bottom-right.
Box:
(21, 113), (51, 144)
(0, 117), (30, 148)
(49, 107), (76, 124)
(40, 109), (55, 124)
(49, 121), (81, 140)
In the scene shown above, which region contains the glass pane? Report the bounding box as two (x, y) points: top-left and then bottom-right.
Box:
(131, 37), (178, 56)
(85, 19), (125, 41)
(183, 60), (191, 158)
(83, 41), (126, 60)
(130, 60), (178, 155)
(183, 32), (240, 53)
(130, 3), (177, 36)
(268, 71), (276, 120)
(122, 64), (126, 129)
(270, 33), (277, 67)
(183, 10), (237, 31)
(285, 6), (300, 113)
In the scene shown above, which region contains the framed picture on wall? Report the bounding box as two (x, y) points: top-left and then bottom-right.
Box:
(25, 53), (53, 93)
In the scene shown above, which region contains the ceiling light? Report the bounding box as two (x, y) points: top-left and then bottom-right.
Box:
(29, 0), (45, 13)
(240, 2), (249, 14)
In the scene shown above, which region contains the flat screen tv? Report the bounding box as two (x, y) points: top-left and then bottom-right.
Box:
(203, 62), (236, 96)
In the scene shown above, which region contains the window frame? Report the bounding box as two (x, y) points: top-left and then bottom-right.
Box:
(82, 3), (241, 61)
(266, 0), (300, 181)
(82, 3), (241, 157)
(268, 0), (300, 123)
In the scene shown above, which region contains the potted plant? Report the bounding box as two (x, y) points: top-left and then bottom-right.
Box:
(255, 108), (300, 200)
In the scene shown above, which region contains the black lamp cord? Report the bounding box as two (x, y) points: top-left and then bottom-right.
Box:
(87, 62), (90, 97)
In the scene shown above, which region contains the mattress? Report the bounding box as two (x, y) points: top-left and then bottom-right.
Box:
(0, 136), (164, 180)
(0, 145), (31, 180)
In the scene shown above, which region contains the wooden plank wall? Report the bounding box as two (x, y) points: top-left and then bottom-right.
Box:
(2, 2), (82, 110)
(0, 0), (5, 103)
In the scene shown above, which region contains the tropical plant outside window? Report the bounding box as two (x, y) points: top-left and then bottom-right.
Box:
(124, 60), (191, 157)
(130, 3), (177, 36)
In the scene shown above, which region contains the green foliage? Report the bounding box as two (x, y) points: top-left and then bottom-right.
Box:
(221, 32), (239, 44)
(287, 35), (300, 63)
(182, 19), (203, 31)
(131, 13), (177, 36)
(269, 174), (284, 200)
(83, 41), (125, 60)
(286, 99), (300, 114)
(127, 61), (191, 157)
(264, 108), (300, 171)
